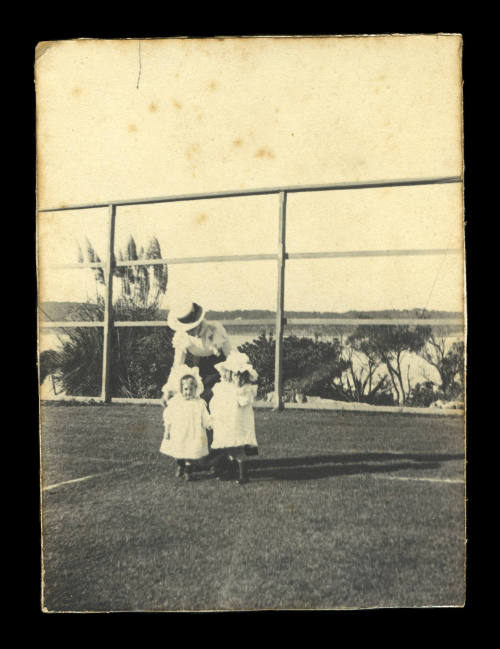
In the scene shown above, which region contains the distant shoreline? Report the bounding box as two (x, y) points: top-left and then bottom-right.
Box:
(39, 302), (464, 340)
(40, 301), (463, 323)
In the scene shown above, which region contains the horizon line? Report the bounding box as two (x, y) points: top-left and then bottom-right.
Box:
(39, 301), (463, 316)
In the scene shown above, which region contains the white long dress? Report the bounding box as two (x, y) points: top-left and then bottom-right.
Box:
(160, 395), (212, 459)
(163, 321), (232, 396)
(211, 382), (258, 449)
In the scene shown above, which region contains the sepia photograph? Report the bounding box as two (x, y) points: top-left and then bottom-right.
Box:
(36, 35), (465, 611)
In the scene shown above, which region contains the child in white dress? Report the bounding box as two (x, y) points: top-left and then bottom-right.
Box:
(160, 365), (212, 481)
(210, 351), (258, 484)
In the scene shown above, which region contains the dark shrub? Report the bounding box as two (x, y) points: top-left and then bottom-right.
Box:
(52, 298), (174, 398)
(239, 333), (349, 399)
(407, 381), (443, 407)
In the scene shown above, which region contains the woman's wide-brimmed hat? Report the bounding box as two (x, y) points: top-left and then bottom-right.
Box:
(215, 351), (258, 381)
(167, 300), (206, 332)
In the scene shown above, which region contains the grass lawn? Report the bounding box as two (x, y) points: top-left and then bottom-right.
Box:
(40, 404), (465, 611)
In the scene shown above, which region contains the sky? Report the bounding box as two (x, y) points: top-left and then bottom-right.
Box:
(36, 36), (464, 313)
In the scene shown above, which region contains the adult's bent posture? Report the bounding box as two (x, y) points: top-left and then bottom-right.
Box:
(163, 300), (233, 408)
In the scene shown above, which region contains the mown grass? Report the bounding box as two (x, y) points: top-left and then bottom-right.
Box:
(40, 405), (465, 611)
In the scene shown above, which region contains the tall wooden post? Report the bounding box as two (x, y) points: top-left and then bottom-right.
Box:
(274, 191), (287, 411)
(101, 204), (116, 402)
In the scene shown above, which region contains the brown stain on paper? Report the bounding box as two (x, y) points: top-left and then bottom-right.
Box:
(128, 123), (138, 133)
(254, 147), (275, 159)
(149, 102), (158, 112)
(193, 105), (204, 122)
(173, 99), (183, 110)
(185, 143), (201, 161)
(195, 213), (208, 225)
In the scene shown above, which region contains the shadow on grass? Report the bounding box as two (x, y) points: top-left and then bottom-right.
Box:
(249, 460), (438, 481)
(150, 451), (462, 483)
(42, 451), (463, 494)
(250, 452), (463, 468)
(245, 452), (463, 481)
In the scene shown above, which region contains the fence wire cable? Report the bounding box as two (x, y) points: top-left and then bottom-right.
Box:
(420, 231), (457, 318)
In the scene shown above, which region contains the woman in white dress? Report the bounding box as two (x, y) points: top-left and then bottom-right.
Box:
(163, 300), (232, 410)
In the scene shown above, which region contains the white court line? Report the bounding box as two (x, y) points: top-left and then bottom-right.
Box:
(42, 461), (148, 492)
(45, 454), (132, 465)
(371, 475), (464, 484)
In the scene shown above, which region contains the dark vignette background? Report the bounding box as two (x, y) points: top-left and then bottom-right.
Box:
(26, 22), (476, 627)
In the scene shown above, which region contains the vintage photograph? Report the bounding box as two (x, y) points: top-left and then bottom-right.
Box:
(36, 35), (465, 611)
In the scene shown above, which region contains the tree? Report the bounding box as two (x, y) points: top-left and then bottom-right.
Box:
(51, 301), (108, 397)
(53, 304), (175, 398)
(417, 333), (464, 400)
(331, 345), (393, 404)
(239, 333), (349, 399)
(80, 235), (168, 308)
(39, 349), (59, 384)
(51, 236), (171, 398)
(238, 332), (275, 397)
(348, 325), (432, 404)
(407, 381), (443, 407)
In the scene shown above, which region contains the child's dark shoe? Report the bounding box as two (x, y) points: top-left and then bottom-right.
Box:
(215, 467), (232, 481)
(183, 464), (193, 482)
(236, 461), (249, 485)
(213, 455), (233, 480)
(175, 460), (185, 478)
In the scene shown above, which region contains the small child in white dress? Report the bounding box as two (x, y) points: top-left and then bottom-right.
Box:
(160, 365), (212, 481)
(210, 351), (258, 484)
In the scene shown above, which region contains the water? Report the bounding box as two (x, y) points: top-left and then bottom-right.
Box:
(39, 332), (68, 353)
(39, 328), (463, 397)
(38, 331), (261, 353)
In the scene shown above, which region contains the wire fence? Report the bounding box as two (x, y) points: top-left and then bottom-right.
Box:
(38, 175), (463, 409)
